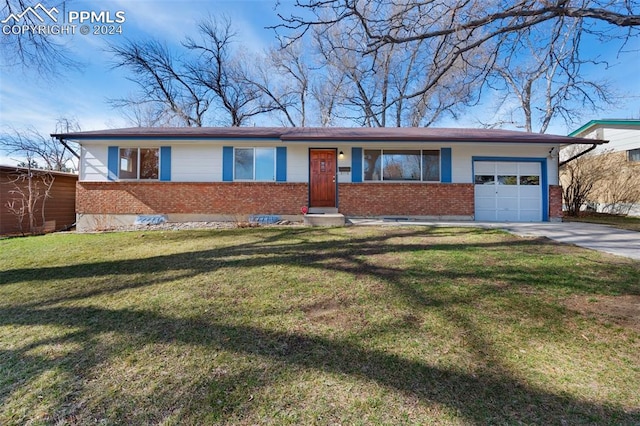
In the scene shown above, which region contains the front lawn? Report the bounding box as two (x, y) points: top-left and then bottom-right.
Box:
(1, 227), (639, 425)
(565, 212), (640, 232)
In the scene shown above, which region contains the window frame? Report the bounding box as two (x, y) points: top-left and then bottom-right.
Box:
(628, 148), (640, 162)
(363, 149), (441, 182)
(118, 147), (160, 181)
(233, 147), (277, 182)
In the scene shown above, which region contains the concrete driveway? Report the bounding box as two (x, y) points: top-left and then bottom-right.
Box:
(497, 222), (640, 260)
(349, 219), (640, 260)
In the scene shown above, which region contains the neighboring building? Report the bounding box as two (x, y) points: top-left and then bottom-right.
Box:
(568, 119), (640, 157)
(52, 127), (603, 231)
(566, 119), (640, 216)
(0, 165), (78, 235)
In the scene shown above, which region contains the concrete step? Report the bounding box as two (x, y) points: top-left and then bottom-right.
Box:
(304, 213), (345, 227)
(308, 207), (339, 214)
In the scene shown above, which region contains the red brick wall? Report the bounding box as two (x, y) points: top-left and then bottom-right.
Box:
(339, 183), (475, 217)
(78, 181), (476, 218)
(77, 182), (308, 215)
(79, 182), (560, 220)
(549, 185), (563, 220)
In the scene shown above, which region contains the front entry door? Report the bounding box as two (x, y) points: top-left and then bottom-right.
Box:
(309, 149), (337, 207)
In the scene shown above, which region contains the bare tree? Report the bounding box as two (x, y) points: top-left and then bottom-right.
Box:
(485, 16), (617, 133)
(1, 122), (78, 172)
(3, 157), (55, 235)
(243, 41), (313, 127)
(0, 120), (81, 234)
(588, 151), (640, 215)
(311, 68), (346, 127)
(277, 1), (640, 52)
(110, 16), (281, 127)
(1, 0), (81, 77)
(312, 8), (481, 127)
(109, 40), (211, 127)
(184, 16), (279, 126)
(276, 0), (639, 130)
(560, 146), (612, 216)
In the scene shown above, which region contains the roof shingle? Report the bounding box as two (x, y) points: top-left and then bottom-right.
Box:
(52, 126), (606, 145)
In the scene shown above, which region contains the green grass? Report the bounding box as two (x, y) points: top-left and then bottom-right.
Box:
(1, 226), (639, 425)
(565, 212), (640, 232)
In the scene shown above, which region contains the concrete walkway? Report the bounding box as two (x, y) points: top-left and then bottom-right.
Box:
(348, 219), (640, 260)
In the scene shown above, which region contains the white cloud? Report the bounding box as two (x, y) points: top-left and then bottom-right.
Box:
(2, 0), (638, 138)
(107, 0), (280, 52)
(0, 154), (20, 167)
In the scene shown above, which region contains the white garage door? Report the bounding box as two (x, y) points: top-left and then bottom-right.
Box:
(474, 161), (542, 222)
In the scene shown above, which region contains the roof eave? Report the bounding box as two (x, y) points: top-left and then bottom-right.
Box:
(568, 119), (640, 137)
(51, 127), (606, 145)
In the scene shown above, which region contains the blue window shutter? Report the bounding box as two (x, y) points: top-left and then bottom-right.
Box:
(160, 146), (171, 181)
(351, 147), (363, 183)
(276, 147), (287, 182)
(107, 146), (118, 181)
(441, 147), (452, 183)
(222, 146), (233, 182)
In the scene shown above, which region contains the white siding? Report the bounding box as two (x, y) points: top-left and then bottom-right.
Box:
(172, 145), (221, 182)
(287, 145), (309, 183)
(601, 128), (640, 153)
(336, 145), (352, 183)
(80, 145), (109, 181)
(569, 126), (639, 155)
(450, 144), (557, 185)
(77, 140), (560, 186)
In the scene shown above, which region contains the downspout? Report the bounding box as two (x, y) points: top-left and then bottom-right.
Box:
(558, 143), (598, 167)
(56, 137), (80, 160)
(55, 136), (79, 232)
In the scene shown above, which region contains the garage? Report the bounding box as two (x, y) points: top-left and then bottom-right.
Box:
(474, 160), (543, 222)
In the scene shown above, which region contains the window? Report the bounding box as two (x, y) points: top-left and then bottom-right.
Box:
(475, 175), (495, 185)
(422, 150), (440, 181)
(628, 148), (640, 162)
(119, 148), (159, 180)
(520, 175), (540, 186)
(234, 148), (275, 181)
(364, 149), (440, 181)
(498, 175), (517, 185)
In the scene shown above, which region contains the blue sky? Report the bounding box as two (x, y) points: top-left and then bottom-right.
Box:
(1, 0), (639, 165)
(1, 1), (284, 134)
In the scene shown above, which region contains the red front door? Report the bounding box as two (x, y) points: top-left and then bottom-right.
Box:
(309, 149), (337, 207)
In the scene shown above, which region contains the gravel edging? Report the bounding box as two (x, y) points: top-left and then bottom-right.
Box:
(82, 220), (304, 233)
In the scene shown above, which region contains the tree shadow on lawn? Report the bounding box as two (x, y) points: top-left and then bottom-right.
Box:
(1, 227), (639, 423)
(0, 304), (638, 424)
(2, 227), (637, 297)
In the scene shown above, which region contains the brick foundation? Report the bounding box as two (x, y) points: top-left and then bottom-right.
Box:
(549, 185), (563, 220)
(77, 182), (309, 215)
(79, 181), (560, 225)
(339, 183), (475, 217)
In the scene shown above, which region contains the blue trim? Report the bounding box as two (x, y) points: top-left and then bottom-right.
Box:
(160, 146), (171, 181)
(276, 147), (287, 182)
(222, 146), (233, 182)
(351, 147), (362, 183)
(472, 156), (549, 221)
(107, 146), (119, 181)
(441, 148), (452, 183)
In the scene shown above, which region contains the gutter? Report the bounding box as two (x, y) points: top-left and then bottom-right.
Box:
(55, 136), (80, 160)
(558, 143), (598, 167)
